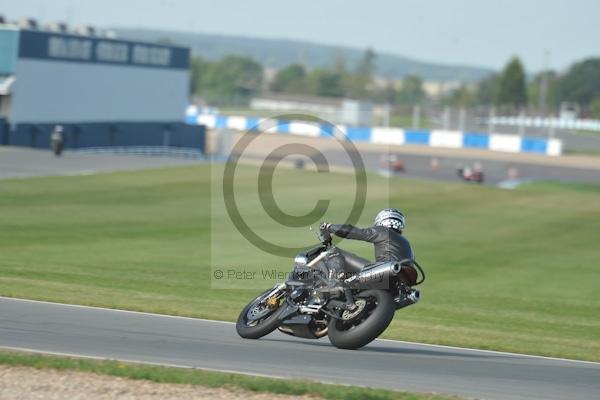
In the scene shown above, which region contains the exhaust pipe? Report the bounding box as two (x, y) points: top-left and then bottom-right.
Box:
(395, 289), (420, 309)
(344, 261), (401, 289)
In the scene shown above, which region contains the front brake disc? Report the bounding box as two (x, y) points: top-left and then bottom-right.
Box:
(247, 302), (271, 321)
(341, 298), (367, 321)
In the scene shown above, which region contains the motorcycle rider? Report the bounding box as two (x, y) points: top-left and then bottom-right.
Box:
(50, 125), (65, 157)
(319, 208), (418, 309)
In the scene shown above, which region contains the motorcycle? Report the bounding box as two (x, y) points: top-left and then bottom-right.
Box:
(457, 164), (484, 184)
(236, 231), (425, 349)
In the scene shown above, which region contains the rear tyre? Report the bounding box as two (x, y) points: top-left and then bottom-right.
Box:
(236, 290), (285, 339)
(328, 289), (395, 350)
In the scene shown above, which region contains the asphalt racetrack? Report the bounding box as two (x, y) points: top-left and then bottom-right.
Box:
(2, 144), (600, 185)
(1, 297), (598, 400)
(321, 148), (600, 185)
(229, 132), (600, 186)
(0, 147), (205, 180)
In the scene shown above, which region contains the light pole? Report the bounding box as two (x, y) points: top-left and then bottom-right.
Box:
(488, 107), (495, 134)
(412, 104), (421, 129)
(538, 50), (550, 117)
(459, 107), (466, 132)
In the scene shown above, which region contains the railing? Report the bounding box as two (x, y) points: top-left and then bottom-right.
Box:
(489, 116), (600, 132)
(75, 146), (206, 159)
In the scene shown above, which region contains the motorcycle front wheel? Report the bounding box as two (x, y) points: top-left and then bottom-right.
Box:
(236, 289), (285, 339)
(327, 289), (395, 350)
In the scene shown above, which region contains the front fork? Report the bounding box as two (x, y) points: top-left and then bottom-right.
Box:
(262, 283), (287, 308)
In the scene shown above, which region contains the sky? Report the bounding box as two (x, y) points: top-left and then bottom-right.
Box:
(1, 0), (598, 72)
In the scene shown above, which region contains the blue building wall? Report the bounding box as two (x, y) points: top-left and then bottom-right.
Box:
(0, 28), (19, 74)
(5, 27), (190, 124)
(0, 118), (8, 145)
(4, 122), (205, 151)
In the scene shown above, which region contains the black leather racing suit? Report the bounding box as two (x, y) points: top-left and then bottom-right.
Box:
(325, 224), (417, 309)
(325, 224), (414, 262)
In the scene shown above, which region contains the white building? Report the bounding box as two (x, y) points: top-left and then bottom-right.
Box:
(0, 21), (203, 150)
(250, 93), (373, 126)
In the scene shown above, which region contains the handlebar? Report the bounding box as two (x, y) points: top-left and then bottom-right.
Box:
(318, 228), (332, 247)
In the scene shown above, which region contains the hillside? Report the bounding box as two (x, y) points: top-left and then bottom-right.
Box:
(115, 28), (493, 82)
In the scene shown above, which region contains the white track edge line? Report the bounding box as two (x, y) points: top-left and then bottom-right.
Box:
(375, 339), (600, 366)
(2, 296), (598, 366)
(0, 296), (232, 325)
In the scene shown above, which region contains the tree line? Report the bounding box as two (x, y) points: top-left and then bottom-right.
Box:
(449, 57), (600, 117)
(190, 50), (600, 117)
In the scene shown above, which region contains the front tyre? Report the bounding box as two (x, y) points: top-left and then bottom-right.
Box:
(236, 289), (285, 339)
(328, 289), (395, 350)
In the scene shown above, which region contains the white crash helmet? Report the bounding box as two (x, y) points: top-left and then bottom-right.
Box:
(374, 208), (405, 232)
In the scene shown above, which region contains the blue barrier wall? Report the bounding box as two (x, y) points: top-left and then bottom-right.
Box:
(463, 132), (490, 149)
(0, 118), (8, 145)
(190, 113), (564, 156)
(520, 137), (548, 154)
(4, 122), (205, 151)
(346, 126), (371, 142)
(404, 130), (430, 145)
(277, 120), (292, 134)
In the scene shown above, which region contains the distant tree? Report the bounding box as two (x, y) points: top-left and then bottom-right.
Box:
(497, 57), (527, 108)
(591, 97), (600, 119)
(190, 56), (213, 95)
(476, 74), (500, 105)
(193, 55), (263, 104)
(306, 68), (345, 97)
(334, 51), (351, 97)
(555, 58), (600, 108)
(219, 55), (263, 94)
(333, 51), (349, 76)
(357, 48), (376, 79)
(270, 63), (307, 93)
(445, 84), (476, 107)
(346, 48), (377, 98)
(396, 75), (425, 105)
(372, 79), (399, 104)
(527, 70), (560, 112)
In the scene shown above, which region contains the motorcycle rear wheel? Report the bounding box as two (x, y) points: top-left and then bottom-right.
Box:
(327, 289), (395, 350)
(236, 289), (285, 339)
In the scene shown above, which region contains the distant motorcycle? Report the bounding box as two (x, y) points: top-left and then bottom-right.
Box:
(236, 232), (425, 349)
(457, 165), (484, 184)
(380, 154), (405, 173)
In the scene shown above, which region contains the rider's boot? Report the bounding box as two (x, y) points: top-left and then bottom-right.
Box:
(343, 288), (358, 311)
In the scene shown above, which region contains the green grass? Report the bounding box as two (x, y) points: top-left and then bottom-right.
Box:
(575, 129), (600, 137)
(521, 180), (600, 193)
(0, 351), (454, 400)
(0, 165), (599, 361)
(220, 107), (319, 121)
(373, 114), (434, 129)
(564, 147), (600, 157)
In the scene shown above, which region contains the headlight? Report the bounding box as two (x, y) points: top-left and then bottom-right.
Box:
(294, 254), (308, 267)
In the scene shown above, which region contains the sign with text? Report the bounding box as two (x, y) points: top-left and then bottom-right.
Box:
(18, 30), (189, 70)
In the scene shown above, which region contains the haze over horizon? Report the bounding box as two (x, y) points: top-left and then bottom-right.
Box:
(1, 0), (598, 73)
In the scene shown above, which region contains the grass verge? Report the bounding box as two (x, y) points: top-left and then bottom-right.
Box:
(0, 351), (456, 400)
(564, 147), (600, 157)
(0, 165), (599, 361)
